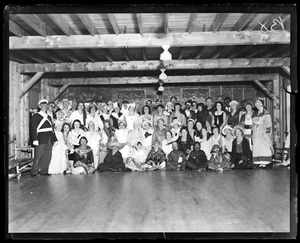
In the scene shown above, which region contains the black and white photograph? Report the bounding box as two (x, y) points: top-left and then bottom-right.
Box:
(4, 3), (297, 240)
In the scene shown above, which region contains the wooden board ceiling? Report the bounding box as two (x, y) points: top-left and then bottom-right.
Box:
(8, 10), (291, 80)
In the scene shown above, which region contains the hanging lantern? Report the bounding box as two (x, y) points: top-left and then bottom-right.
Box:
(160, 45), (172, 61)
(159, 69), (167, 80)
(158, 79), (164, 92)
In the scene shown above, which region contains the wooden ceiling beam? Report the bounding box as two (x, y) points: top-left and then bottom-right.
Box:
(103, 49), (113, 62)
(18, 58), (290, 73)
(10, 31), (290, 50)
(107, 14), (120, 35)
(15, 14), (53, 37)
(178, 48), (184, 61)
(142, 48), (147, 61)
(48, 74), (277, 86)
(47, 14), (73, 36)
(253, 80), (274, 100)
(231, 14), (256, 31)
(164, 13), (169, 34)
(18, 50), (45, 63)
(186, 13), (198, 33)
(19, 72), (44, 98)
(9, 20), (30, 37)
(123, 47), (131, 62)
(136, 13), (143, 35)
(52, 49), (80, 63)
(209, 13), (229, 32)
(194, 47), (203, 59)
(77, 14), (98, 36)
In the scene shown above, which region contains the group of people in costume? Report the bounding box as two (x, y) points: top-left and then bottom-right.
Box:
(29, 94), (274, 176)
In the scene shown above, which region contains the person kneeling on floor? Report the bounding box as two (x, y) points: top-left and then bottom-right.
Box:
(208, 144), (230, 172)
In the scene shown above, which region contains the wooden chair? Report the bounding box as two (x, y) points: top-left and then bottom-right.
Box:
(9, 145), (34, 180)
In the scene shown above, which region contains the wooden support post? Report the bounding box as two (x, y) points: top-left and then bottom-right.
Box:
(272, 74), (281, 148)
(52, 84), (71, 102)
(19, 72), (44, 99)
(253, 80), (274, 100)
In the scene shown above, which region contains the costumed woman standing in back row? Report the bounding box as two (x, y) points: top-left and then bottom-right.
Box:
(252, 97), (273, 168)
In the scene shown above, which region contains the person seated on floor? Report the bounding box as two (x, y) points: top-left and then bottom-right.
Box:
(166, 141), (187, 171)
(186, 141), (208, 171)
(145, 140), (167, 171)
(125, 142), (149, 171)
(208, 144), (230, 172)
(71, 136), (95, 174)
(230, 125), (254, 170)
(98, 139), (127, 172)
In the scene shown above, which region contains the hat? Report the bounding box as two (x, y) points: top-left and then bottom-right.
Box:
(232, 125), (244, 136)
(187, 118), (195, 124)
(113, 102), (119, 109)
(107, 139), (125, 150)
(210, 144), (220, 153)
(222, 125), (233, 136)
(142, 120), (152, 128)
(152, 140), (160, 146)
(62, 98), (69, 104)
(38, 99), (48, 106)
(229, 100), (239, 106)
(170, 119), (182, 127)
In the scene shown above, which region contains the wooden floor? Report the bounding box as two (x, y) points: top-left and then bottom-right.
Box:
(8, 167), (290, 233)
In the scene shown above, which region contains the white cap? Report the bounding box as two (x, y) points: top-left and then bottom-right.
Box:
(38, 99), (48, 105)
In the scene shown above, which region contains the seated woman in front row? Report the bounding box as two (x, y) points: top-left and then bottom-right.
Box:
(125, 141), (149, 171)
(186, 141), (208, 171)
(71, 136), (95, 174)
(98, 139), (127, 172)
(208, 144), (230, 172)
(145, 140), (167, 170)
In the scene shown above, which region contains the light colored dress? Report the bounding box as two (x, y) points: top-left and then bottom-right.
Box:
(86, 113), (104, 131)
(252, 108), (273, 165)
(48, 130), (68, 174)
(221, 136), (234, 153)
(125, 113), (140, 130)
(115, 128), (130, 159)
(84, 130), (101, 168)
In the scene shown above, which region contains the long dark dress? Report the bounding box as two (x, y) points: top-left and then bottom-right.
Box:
(231, 137), (252, 169)
(98, 150), (126, 172)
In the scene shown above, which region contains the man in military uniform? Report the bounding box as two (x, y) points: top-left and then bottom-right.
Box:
(30, 99), (57, 176)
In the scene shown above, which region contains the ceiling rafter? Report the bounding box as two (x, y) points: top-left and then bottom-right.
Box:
(77, 14), (98, 36)
(47, 14), (74, 36)
(208, 13), (229, 32)
(186, 13), (198, 33)
(164, 13), (169, 34)
(15, 14), (55, 37)
(136, 13), (143, 35)
(9, 20), (30, 37)
(107, 14), (120, 35)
